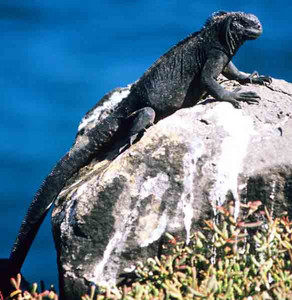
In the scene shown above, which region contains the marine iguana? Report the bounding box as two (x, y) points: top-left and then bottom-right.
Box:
(0, 10), (271, 295)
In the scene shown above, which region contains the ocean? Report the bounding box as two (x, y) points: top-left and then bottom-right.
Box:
(0, 0), (291, 291)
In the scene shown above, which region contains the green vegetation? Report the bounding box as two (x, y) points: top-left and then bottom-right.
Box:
(5, 201), (292, 299)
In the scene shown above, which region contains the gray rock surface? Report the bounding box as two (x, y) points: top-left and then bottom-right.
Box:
(51, 77), (292, 299)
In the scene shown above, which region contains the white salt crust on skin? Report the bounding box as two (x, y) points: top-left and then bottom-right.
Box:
(78, 86), (131, 132)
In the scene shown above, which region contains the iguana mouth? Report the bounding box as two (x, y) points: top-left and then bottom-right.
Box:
(246, 25), (262, 40)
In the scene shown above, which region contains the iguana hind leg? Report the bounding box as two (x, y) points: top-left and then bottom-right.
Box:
(119, 107), (155, 153)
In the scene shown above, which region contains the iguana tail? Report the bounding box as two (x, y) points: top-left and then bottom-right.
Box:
(11, 150), (89, 270)
(0, 149), (89, 296)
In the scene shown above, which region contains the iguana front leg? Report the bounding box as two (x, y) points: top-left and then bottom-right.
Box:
(222, 61), (272, 85)
(201, 50), (264, 109)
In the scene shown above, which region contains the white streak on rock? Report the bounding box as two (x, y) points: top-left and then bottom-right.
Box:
(91, 231), (123, 287)
(138, 173), (170, 247)
(89, 171), (169, 285)
(269, 180), (277, 215)
(181, 142), (204, 244)
(139, 173), (170, 199)
(208, 104), (255, 218)
(60, 199), (76, 234)
(140, 213), (168, 247)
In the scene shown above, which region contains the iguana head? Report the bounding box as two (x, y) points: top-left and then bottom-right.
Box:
(204, 11), (263, 55)
(226, 12), (263, 40)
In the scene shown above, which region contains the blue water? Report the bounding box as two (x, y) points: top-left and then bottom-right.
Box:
(0, 0), (291, 291)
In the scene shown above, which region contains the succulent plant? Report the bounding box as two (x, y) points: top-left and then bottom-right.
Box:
(6, 274), (58, 300)
(4, 200), (292, 299)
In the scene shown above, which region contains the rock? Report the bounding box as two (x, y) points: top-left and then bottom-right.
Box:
(51, 77), (292, 299)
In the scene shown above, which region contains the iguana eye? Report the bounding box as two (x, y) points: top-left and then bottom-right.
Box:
(240, 19), (250, 26)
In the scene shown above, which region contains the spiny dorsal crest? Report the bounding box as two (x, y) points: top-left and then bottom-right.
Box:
(204, 11), (227, 27)
(203, 11), (250, 29)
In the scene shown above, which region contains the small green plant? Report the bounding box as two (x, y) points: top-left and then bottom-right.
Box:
(5, 200), (292, 299)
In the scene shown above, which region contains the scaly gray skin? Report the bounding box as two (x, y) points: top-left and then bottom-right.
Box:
(0, 10), (271, 295)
